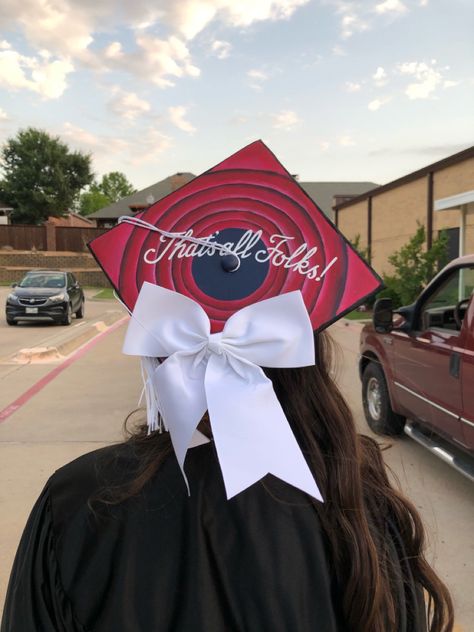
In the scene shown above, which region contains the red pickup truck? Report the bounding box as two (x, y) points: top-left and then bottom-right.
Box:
(359, 255), (474, 481)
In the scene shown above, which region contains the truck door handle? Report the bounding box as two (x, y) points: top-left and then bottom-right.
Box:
(449, 352), (461, 378)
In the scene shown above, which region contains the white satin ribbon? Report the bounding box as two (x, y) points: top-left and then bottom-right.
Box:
(123, 282), (323, 502)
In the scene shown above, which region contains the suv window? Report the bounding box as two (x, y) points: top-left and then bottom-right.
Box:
(420, 266), (474, 332)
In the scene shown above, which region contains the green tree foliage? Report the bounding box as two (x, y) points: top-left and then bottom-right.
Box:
(349, 233), (370, 262)
(0, 127), (93, 224)
(77, 190), (111, 216)
(77, 171), (136, 215)
(98, 171), (136, 202)
(381, 223), (449, 307)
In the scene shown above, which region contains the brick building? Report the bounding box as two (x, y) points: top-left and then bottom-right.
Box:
(334, 146), (474, 274)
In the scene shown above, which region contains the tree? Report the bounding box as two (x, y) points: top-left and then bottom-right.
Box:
(98, 171), (136, 202)
(77, 189), (111, 216)
(381, 223), (449, 307)
(76, 171), (136, 216)
(0, 127), (93, 224)
(349, 233), (370, 262)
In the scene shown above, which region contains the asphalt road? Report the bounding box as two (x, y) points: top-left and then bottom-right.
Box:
(0, 287), (121, 359)
(0, 310), (472, 630)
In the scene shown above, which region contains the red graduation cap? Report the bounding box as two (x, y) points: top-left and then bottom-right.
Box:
(89, 141), (382, 332)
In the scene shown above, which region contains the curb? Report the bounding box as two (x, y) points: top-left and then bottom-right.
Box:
(12, 311), (127, 363)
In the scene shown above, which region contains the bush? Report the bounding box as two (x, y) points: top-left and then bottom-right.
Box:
(378, 224), (448, 308)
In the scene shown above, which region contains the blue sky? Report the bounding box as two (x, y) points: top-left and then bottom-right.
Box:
(0, 0), (473, 190)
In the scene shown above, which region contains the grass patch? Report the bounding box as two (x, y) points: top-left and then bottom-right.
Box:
(92, 288), (116, 300)
(344, 310), (372, 321)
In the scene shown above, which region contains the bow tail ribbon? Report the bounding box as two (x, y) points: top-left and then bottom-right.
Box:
(152, 352), (208, 491)
(205, 354), (323, 501)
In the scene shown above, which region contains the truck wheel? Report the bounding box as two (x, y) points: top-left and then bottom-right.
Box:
(362, 362), (405, 436)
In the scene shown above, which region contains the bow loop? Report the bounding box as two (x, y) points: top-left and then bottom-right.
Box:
(123, 283), (323, 502)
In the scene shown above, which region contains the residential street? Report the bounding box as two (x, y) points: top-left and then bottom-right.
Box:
(0, 313), (472, 630)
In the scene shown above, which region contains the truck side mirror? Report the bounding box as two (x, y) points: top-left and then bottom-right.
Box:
(373, 298), (393, 333)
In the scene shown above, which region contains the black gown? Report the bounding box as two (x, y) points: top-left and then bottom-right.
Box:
(1, 442), (425, 631)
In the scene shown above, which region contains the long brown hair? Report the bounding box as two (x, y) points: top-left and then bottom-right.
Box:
(95, 331), (453, 632)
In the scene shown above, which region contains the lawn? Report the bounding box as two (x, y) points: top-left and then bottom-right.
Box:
(92, 288), (116, 300)
(344, 310), (373, 321)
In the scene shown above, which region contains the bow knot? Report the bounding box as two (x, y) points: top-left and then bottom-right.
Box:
(207, 332), (224, 355)
(123, 282), (323, 502)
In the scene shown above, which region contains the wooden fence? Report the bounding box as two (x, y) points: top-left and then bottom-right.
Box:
(56, 226), (107, 252)
(0, 225), (107, 252)
(0, 225), (47, 250)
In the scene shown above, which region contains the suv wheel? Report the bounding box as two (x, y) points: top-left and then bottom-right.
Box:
(76, 300), (84, 319)
(362, 362), (405, 436)
(62, 303), (72, 326)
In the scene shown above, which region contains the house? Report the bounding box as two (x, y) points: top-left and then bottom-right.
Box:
(334, 146), (474, 274)
(0, 201), (14, 225)
(89, 173), (195, 228)
(89, 172), (378, 227)
(46, 212), (97, 228)
(298, 181), (379, 220)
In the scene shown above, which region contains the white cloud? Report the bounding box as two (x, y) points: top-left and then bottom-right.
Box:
(0, 0), (309, 88)
(272, 109), (300, 131)
(101, 35), (200, 88)
(211, 40), (231, 59)
(419, 0), (429, 5)
(344, 81), (361, 92)
(169, 0), (310, 39)
(61, 121), (172, 167)
(320, 141), (330, 151)
(247, 69), (268, 81)
(397, 60), (443, 99)
(247, 68), (268, 91)
(374, 0), (408, 15)
(0, 107), (8, 119)
(104, 41), (123, 60)
(340, 13), (369, 38)
(0, 47), (73, 99)
(373, 66), (388, 86)
(368, 96), (391, 110)
(332, 45), (346, 56)
(168, 105), (196, 133)
(108, 88), (151, 120)
(62, 122), (102, 148)
(338, 135), (355, 146)
(0, 41), (11, 50)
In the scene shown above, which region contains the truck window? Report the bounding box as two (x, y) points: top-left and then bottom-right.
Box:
(419, 266), (474, 332)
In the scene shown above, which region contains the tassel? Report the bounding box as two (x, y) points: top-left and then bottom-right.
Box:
(139, 357), (165, 434)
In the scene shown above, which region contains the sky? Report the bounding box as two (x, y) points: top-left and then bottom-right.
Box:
(0, 0), (473, 191)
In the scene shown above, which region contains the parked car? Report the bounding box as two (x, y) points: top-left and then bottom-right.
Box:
(359, 255), (474, 481)
(5, 270), (85, 326)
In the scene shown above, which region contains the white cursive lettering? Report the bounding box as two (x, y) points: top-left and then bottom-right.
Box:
(142, 228), (337, 282)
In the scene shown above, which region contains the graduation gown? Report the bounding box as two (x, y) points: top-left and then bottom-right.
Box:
(1, 442), (425, 631)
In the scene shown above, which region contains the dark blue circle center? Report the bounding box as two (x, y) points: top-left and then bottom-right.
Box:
(192, 228), (269, 301)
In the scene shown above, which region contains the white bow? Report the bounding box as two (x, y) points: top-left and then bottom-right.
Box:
(123, 282), (323, 502)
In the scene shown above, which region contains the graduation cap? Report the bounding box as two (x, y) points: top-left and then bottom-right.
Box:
(89, 140), (382, 334)
(89, 141), (382, 501)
